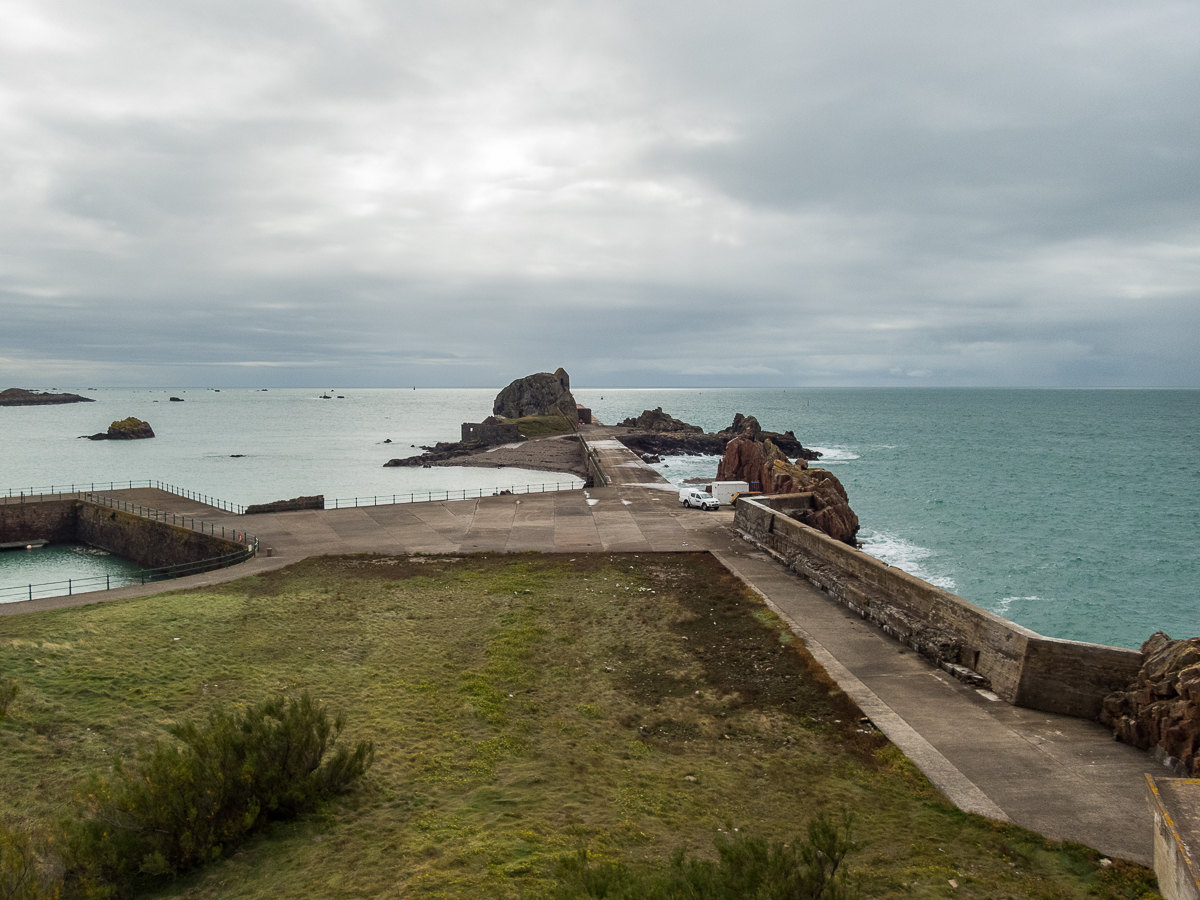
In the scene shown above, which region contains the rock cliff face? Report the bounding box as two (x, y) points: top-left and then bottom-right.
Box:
(0, 387), (94, 406)
(1101, 632), (1200, 775)
(493, 367), (577, 419)
(716, 423), (859, 546)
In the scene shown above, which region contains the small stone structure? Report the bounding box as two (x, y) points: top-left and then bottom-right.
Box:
(461, 417), (520, 444)
(734, 494), (1141, 719)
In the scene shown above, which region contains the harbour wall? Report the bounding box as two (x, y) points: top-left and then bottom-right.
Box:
(734, 494), (1141, 720)
(0, 499), (242, 569)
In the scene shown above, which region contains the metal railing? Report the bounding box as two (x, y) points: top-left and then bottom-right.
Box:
(82, 493), (254, 543)
(326, 481), (581, 509)
(3, 477), (588, 513)
(1, 493), (259, 604)
(2, 480), (245, 514)
(0, 541), (259, 604)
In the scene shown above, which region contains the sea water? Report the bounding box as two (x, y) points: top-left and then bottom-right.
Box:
(2, 387), (1196, 649)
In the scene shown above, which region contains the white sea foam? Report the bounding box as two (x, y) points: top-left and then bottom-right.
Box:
(859, 530), (957, 591)
(994, 596), (1041, 615)
(647, 454), (720, 485)
(809, 447), (860, 463)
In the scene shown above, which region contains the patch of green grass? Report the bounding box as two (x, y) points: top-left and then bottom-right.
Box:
(0, 553), (1161, 900)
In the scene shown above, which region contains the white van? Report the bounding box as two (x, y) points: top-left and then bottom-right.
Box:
(679, 488), (719, 511)
(708, 481), (749, 506)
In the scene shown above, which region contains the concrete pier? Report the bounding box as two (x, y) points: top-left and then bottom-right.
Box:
(0, 425), (1172, 865)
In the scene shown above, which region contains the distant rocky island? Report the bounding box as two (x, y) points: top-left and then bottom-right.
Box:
(82, 417), (155, 440)
(0, 387), (94, 406)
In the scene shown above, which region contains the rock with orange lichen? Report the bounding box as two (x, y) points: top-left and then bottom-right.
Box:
(717, 431), (859, 546)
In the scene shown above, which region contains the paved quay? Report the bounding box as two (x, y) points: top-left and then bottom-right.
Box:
(1, 426), (1168, 865)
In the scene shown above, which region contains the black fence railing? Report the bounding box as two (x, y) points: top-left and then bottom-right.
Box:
(326, 481), (581, 509)
(0, 493), (258, 604)
(82, 493), (254, 543)
(0, 539), (259, 604)
(1, 480), (245, 514)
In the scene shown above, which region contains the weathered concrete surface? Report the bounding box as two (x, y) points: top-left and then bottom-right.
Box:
(0, 430), (1173, 865)
(1147, 777), (1200, 900)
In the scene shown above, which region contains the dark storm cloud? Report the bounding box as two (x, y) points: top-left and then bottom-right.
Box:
(0, 0), (1197, 387)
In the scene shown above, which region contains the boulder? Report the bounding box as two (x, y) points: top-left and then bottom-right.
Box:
(0, 387), (94, 406)
(493, 367), (577, 419)
(716, 434), (859, 546)
(1101, 632), (1200, 774)
(84, 417), (155, 440)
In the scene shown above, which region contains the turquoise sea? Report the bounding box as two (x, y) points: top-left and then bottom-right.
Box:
(2, 387), (1196, 650)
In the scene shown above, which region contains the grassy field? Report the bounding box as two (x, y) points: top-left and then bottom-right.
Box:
(0, 552), (1161, 899)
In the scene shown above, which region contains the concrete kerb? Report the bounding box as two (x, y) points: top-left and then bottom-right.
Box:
(713, 549), (1010, 822)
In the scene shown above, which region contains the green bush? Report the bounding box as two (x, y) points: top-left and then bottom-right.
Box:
(0, 825), (55, 900)
(0, 679), (17, 719)
(545, 811), (857, 900)
(61, 693), (373, 895)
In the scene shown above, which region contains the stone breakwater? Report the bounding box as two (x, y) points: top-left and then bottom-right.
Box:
(733, 494), (1141, 721)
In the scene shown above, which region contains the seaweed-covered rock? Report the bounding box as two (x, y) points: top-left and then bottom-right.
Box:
(84, 417), (155, 440)
(1101, 632), (1200, 774)
(493, 368), (576, 419)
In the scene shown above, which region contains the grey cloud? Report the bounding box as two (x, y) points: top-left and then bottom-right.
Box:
(0, 0), (1197, 388)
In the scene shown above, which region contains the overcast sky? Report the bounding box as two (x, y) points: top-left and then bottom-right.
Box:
(2, 0), (1197, 388)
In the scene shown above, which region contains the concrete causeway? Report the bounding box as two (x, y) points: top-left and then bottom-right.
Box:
(1, 425), (1170, 866)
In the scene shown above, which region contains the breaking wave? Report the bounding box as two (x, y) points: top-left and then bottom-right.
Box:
(859, 530), (957, 591)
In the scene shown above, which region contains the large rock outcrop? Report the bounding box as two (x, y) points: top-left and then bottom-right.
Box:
(717, 423), (859, 546)
(1101, 632), (1200, 774)
(1, 387), (94, 406)
(493, 368), (577, 420)
(616, 412), (821, 460)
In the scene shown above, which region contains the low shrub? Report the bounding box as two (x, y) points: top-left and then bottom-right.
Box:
(60, 692), (373, 896)
(0, 825), (54, 900)
(545, 811), (858, 900)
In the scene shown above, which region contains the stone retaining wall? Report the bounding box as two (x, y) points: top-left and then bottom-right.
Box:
(75, 503), (239, 568)
(0, 500), (78, 545)
(1, 500), (243, 571)
(735, 494), (1141, 720)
